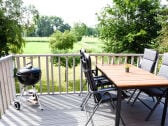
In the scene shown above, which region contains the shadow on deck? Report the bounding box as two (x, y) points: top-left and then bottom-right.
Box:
(0, 93), (168, 126)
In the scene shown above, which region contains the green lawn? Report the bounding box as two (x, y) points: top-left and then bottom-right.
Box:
(23, 42), (51, 54)
(23, 36), (104, 54)
(19, 36), (105, 93)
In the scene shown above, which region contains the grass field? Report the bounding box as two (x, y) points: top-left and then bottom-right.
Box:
(23, 36), (104, 54)
(18, 36), (105, 93)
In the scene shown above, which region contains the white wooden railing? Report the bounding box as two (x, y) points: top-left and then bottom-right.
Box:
(0, 53), (163, 118)
(0, 55), (16, 118)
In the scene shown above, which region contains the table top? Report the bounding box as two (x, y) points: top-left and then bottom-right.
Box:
(97, 64), (168, 88)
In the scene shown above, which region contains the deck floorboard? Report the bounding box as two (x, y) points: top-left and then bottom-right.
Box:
(0, 93), (168, 126)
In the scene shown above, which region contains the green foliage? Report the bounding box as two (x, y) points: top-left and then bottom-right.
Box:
(86, 27), (99, 37)
(23, 5), (39, 37)
(153, 6), (168, 53)
(0, 0), (26, 56)
(97, 0), (162, 53)
(49, 30), (79, 68)
(49, 30), (76, 50)
(71, 22), (87, 41)
(34, 16), (71, 37)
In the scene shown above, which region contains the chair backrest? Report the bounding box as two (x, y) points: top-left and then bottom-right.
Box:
(80, 48), (86, 59)
(84, 53), (98, 92)
(80, 49), (92, 71)
(80, 49), (87, 71)
(139, 48), (158, 73)
(157, 53), (168, 79)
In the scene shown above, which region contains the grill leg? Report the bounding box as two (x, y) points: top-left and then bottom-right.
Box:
(19, 86), (25, 104)
(32, 86), (43, 110)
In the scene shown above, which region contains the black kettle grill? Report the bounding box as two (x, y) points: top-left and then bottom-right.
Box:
(14, 63), (43, 110)
(16, 66), (41, 86)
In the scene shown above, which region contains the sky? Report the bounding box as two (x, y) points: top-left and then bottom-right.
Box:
(23, 0), (111, 27)
(23, 0), (168, 27)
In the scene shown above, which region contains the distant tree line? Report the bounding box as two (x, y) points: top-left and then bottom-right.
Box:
(26, 16), (99, 37)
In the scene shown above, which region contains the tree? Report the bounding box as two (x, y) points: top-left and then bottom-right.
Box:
(49, 30), (79, 81)
(0, 0), (25, 56)
(35, 16), (71, 37)
(50, 30), (76, 51)
(71, 22), (87, 41)
(86, 27), (99, 37)
(0, 0), (39, 56)
(49, 30), (79, 67)
(154, 5), (168, 53)
(22, 5), (39, 37)
(97, 0), (162, 53)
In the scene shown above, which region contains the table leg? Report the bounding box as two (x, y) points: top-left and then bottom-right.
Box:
(161, 88), (168, 126)
(115, 88), (122, 126)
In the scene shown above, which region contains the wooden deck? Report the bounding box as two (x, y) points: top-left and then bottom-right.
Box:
(0, 93), (168, 126)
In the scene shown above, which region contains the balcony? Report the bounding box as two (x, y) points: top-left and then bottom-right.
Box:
(0, 53), (167, 126)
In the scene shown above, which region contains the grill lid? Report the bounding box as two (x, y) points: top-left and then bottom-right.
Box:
(17, 67), (41, 75)
(16, 66), (41, 85)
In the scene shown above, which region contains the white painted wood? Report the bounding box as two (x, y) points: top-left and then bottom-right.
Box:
(46, 56), (49, 93)
(73, 57), (76, 93)
(0, 62), (8, 111)
(0, 81), (4, 115)
(50, 56), (54, 94)
(38, 56), (42, 94)
(58, 57), (61, 94)
(9, 58), (16, 100)
(66, 56), (68, 93)
(5, 60), (12, 104)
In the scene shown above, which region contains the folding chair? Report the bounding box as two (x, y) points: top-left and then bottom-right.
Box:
(83, 53), (125, 126)
(80, 49), (115, 109)
(131, 53), (168, 121)
(127, 48), (158, 104)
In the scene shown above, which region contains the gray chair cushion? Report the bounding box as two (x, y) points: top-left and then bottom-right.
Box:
(157, 53), (168, 79)
(140, 59), (155, 72)
(162, 53), (168, 66)
(143, 48), (158, 61)
(139, 48), (158, 73)
(157, 65), (168, 79)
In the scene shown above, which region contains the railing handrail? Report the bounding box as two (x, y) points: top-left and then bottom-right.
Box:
(0, 55), (13, 62)
(13, 53), (144, 56)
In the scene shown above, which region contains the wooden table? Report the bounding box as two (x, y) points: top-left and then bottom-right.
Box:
(96, 64), (168, 126)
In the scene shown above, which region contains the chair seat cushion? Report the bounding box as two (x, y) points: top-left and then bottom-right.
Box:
(142, 88), (166, 97)
(94, 76), (113, 87)
(95, 91), (117, 103)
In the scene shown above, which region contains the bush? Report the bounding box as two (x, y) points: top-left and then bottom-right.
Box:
(49, 30), (77, 51)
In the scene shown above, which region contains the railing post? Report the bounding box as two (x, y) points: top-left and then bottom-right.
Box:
(58, 56), (61, 94)
(66, 56), (69, 93)
(80, 58), (83, 94)
(46, 56), (50, 94)
(0, 81), (3, 117)
(50, 56), (54, 94)
(38, 56), (42, 94)
(73, 57), (76, 93)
